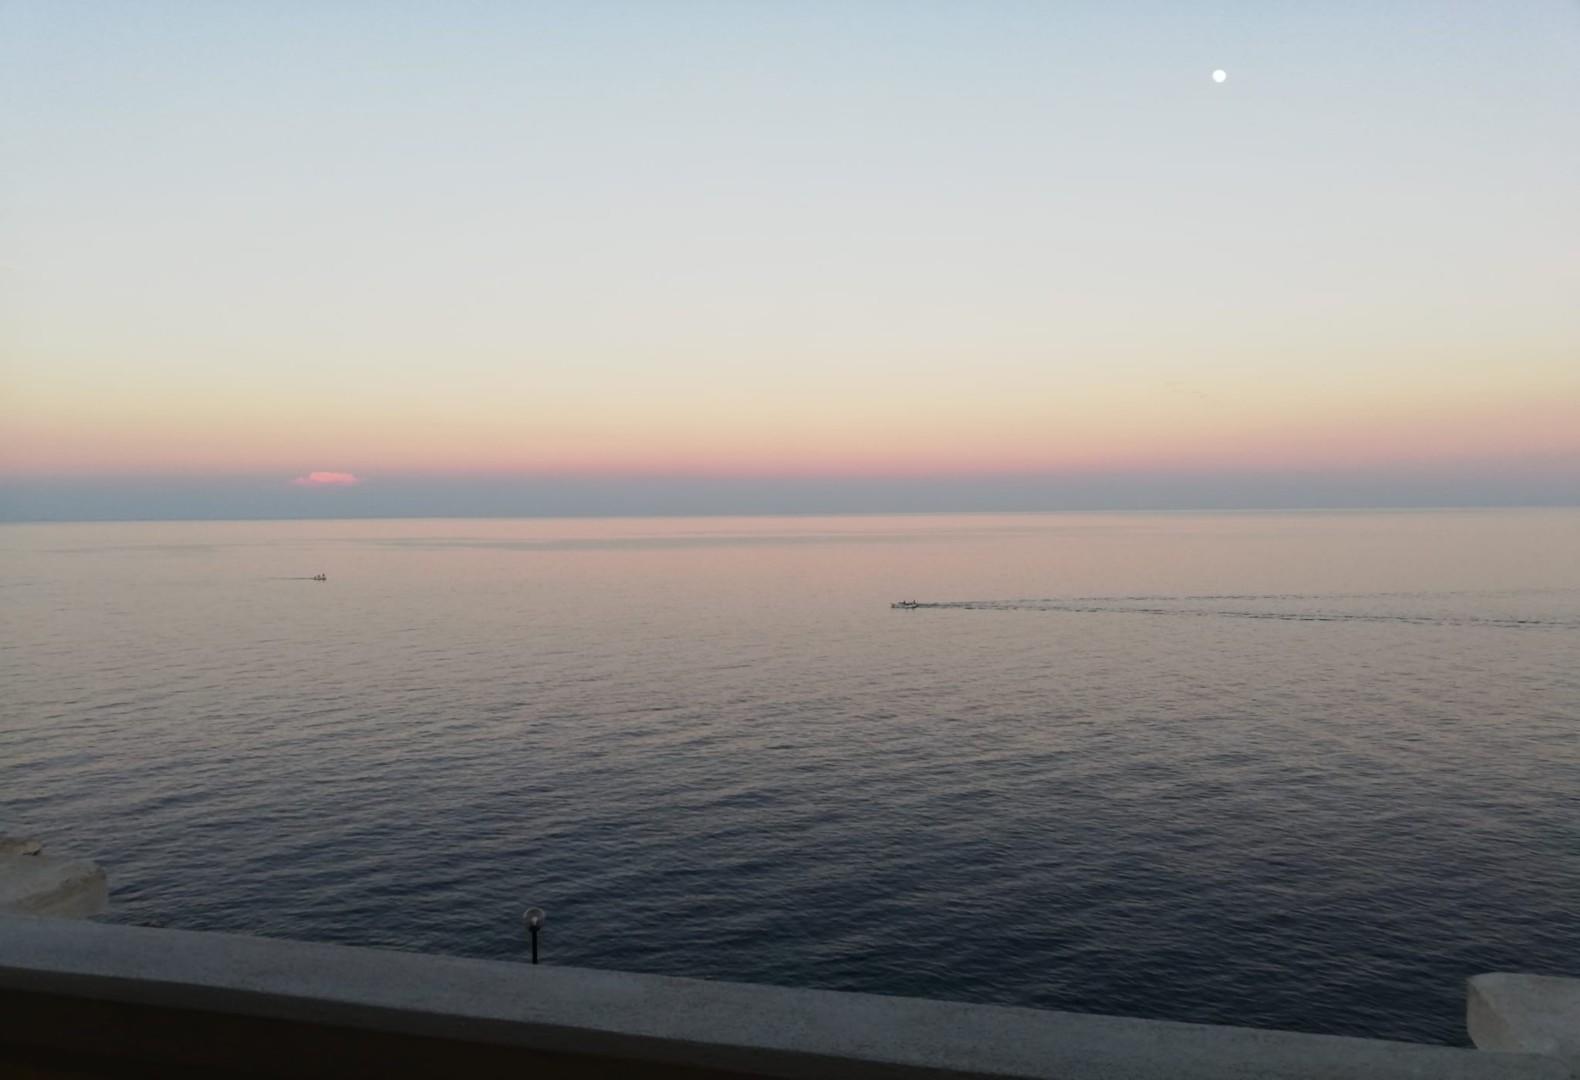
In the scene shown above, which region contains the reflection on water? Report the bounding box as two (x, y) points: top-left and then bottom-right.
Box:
(2, 509), (1578, 1045)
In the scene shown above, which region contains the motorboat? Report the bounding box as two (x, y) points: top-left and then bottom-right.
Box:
(891, 600), (920, 609)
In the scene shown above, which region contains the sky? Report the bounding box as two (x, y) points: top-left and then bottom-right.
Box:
(2, 1), (1577, 520)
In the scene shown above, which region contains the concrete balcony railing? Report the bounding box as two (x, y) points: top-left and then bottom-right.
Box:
(1, 913), (1575, 1079)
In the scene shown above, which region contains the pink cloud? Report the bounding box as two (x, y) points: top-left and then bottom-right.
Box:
(291, 471), (360, 487)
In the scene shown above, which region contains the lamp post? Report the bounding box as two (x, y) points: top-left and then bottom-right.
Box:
(523, 907), (545, 964)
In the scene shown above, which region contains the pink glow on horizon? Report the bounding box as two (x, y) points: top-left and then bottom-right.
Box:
(4, 387), (1577, 481)
(291, 471), (361, 487)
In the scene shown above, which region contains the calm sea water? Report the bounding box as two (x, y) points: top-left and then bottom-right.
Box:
(3, 510), (1577, 1044)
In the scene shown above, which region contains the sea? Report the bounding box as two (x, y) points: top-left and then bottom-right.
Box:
(2, 509), (1577, 1045)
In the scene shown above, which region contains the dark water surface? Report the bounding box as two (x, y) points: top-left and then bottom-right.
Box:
(3, 510), (1577, 1044)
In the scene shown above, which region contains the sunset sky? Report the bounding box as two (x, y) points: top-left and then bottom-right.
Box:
(2, 2), (1577, 518)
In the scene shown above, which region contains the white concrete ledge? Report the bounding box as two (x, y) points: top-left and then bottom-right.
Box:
(1469, 973), (1580, 1076)
(0, 916), (1565, 1079)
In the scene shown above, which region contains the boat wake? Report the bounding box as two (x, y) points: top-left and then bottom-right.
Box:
(892, 594), (1580, 631)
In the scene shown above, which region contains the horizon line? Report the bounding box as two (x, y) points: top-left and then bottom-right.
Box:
(3, 503), (1577, 527)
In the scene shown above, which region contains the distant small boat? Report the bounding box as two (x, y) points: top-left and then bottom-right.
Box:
(891, 600), (920, 609)
(311, 574), (327, 581)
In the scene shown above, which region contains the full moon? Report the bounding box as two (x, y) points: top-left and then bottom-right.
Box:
(1212, 69), (1228, 83)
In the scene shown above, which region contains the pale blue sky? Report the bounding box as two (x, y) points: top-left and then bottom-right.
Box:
(2, 2), (1577, 518)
